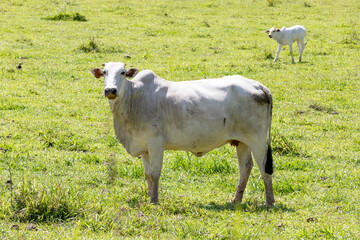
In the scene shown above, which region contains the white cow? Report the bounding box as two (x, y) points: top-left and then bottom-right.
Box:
(266, 25), (307, 63)
(91, 62), (275, 205)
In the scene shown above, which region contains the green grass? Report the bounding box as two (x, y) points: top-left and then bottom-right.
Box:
(1, 0), (359, 239)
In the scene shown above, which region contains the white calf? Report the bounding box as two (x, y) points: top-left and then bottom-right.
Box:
(266, 25), (307, 63)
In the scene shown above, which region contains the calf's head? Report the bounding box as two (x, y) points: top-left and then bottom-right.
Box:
(265, 27), (280, 39)
(91, 62), (138, 99)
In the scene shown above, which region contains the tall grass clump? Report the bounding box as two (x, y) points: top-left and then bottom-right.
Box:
(272, 129), (300, 156)
(44, 12), (87, 22)
(11, 179), (84, 222)
(77, 39), (124, 53)
(78, 39), (100, 53)
(267, 0), (278, 7)
(264, 49), (273, 60)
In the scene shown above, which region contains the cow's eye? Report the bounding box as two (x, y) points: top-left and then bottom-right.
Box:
(103, 70), (107, 75)
(120, 71), (125, 75)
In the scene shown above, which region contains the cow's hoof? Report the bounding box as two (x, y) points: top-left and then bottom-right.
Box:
(231, 198), (243, 204)
(266, 199), (275, 206)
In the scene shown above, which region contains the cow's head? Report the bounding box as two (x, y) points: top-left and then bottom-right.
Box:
(265, 27), (280, 39)
(91, 62), (138, 99)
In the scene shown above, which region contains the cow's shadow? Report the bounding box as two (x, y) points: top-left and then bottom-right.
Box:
(197, 200), (295, 213)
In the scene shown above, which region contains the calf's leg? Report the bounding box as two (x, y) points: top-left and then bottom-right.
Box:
(274, 44), (282, 62)
(289, 44), (294, 63)
(232, 142), (253, 203)
(298, 40), (305, 62)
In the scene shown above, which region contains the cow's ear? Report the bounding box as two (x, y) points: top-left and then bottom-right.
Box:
(265, 29), (270, 33)
(276, 28), (280, 32)
(125, 68), (139, 78)
(91, 68), (104, 78)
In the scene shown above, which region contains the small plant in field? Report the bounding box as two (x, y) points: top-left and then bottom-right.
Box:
(304, 2), (311, 7)
(264, 49), (273, 60)
(44, 12), (87, 22)
(11, 179), (84, 222)
(341, 29), (359, 45)
(267, 0), (278, 7)
(202, 20), (210, 27)
(72, 13), (87, 21)
(79, 39), (100, 53)
(272, 129), (300, 156)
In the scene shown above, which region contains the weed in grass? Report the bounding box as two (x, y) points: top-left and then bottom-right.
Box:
(11, 179), (84, 222)
(264, 49), (274, 60)
(272, 129), (300, 156)
(304, 2), (311, 7)
(78, 39), (100, 53)
(341, 29), (359, 45)
(44, 12), (87, 22)
(202, 20), (211, 27)
(78, 39), (124, 53)
(267, 0), (278, 7)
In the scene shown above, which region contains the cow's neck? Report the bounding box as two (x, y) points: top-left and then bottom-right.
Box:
(108, 79), (135, 150)
(108, 79), (132, 114)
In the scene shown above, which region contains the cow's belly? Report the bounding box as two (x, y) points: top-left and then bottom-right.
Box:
(163, 119), (234, 155)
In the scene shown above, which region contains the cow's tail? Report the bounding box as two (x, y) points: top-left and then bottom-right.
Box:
(264, 89), (273, 175)
(304, 32), (308, 46)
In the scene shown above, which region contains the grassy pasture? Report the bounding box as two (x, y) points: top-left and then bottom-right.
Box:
(1, 0), (359, 239)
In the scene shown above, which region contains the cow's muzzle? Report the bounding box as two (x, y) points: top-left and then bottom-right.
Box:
(104, 88), (117, 99)
(268, 35), (272, 38)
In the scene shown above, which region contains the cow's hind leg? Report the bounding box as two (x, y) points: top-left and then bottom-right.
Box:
(252, 144), (275, 205)
(232, 142), (253, 204)
(141, 144), (164, 203)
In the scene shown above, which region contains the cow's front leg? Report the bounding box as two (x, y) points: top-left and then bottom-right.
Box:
(141, 153), (152, 197)
(141, 140), (164, 203)
(274, 44), (282, 62)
